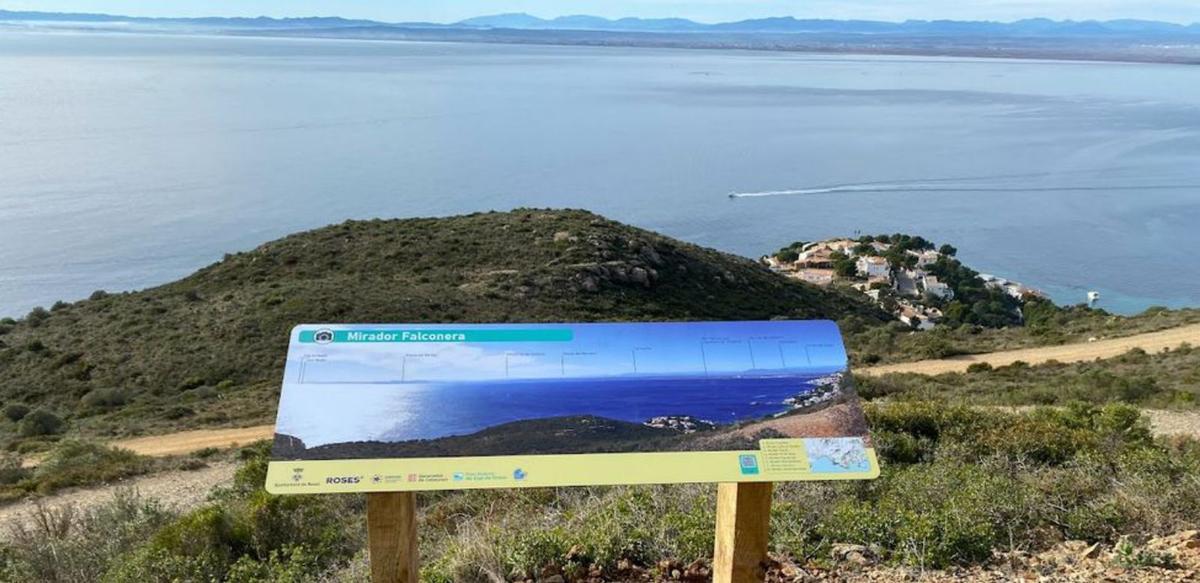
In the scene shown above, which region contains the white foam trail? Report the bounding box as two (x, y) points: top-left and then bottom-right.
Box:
(730, 183), (939, 198)
(728, 182), (1200, 199)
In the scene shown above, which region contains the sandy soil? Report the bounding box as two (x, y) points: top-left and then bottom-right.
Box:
(0, 461), (237, 536)
(860, 323), (1200, 376)
(729, 401), (871, 440)
(1147, 410), (1200, 440)
(112, 425), (275, 456)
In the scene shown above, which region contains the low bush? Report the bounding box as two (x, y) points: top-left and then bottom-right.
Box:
(1, 489), (176, 582)
(18, 409), (64, 437)
(80, 388), (128, 410)
(32, 441), (149, 493)
(5, 407), (1199, 579)
(3, 404), (30, 422)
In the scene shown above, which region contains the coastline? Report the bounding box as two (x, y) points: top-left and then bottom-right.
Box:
(3, 23), (1200, 66)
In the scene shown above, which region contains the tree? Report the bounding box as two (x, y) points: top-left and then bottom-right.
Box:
(831, 252), (858, 278)
(939, 244), (958, 257)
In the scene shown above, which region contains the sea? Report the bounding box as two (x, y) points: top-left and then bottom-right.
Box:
(2, 31), (1199, 317)
(276, 375), (827, 446)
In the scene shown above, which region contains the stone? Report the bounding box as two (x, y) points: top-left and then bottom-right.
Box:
(831, 543), (876, 566)
(639, 245), (664, 266)
(629, 266), (651, 287)
(1079, 542), (1103, 560)
(682, 559), (709, 581)
(579, 275), (600, 293)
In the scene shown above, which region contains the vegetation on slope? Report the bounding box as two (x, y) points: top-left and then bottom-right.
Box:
(1, 211), (1199, 580)
(859, 344), (1200, 409)
(3, 405), (1197, 581)
(0, 209), (884, 451)
(841, 303), (1200, 366)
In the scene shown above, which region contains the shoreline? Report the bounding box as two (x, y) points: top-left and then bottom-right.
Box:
(3, 23), (1200, 67)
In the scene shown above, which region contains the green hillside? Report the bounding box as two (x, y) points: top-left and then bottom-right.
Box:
(0, 209), (884, 448)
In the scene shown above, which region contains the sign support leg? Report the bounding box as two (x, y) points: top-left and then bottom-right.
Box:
(712, 482), (773, 583)
(367, 492), (419, 583)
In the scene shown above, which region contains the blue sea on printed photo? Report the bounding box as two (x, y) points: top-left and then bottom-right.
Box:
(279, 375), (833, 446)
(3, 32), (1200, 317)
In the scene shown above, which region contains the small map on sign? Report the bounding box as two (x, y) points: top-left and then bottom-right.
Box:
(804, 438), (870, 473)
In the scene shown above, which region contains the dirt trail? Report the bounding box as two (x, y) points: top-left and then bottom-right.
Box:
(0, 462), (237, 536)
(112, 425), (275, 457)
(859, 323), (1200, 377)
(1147, 410), (1200, 439)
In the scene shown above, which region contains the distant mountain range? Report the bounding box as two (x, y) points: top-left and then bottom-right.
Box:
(3, 9), (1199, 37)
(455, 14), (1200, 36)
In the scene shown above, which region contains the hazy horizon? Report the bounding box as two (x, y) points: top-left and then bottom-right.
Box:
(4, 1), (1200, 26)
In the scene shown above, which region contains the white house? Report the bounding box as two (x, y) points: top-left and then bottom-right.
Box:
(908, 249), (941, 267)
(856, 255), (890, 279)
(898, 306), (937, 331)
(920, 275), (954, 300)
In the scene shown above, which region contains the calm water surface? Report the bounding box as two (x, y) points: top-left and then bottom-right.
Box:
(2, 31), (1199, 316)
(277, 376), (825, 446)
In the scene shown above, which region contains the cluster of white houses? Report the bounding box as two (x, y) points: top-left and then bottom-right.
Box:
(764, 239), (1043, 330)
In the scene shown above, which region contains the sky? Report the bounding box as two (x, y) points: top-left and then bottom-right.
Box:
(288, 321), (847, 383)
(4, 0), (1200, 25)
(275, 321), (847, 445)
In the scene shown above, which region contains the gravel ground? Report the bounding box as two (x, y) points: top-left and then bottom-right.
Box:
(0, 461), (237, 537)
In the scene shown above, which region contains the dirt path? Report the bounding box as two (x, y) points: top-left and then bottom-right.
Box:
(113, 425), (275, 457)
(859, 323), (1200, 376)
(0, 461), (237, 536)
(1147, 410), (1200, 439)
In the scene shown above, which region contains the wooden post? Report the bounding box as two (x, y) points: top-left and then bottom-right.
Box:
(712, 482), (773, 583)
(367, 492), (419, 583)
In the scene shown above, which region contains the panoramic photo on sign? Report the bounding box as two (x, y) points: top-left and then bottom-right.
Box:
(265, 321), (878, 493)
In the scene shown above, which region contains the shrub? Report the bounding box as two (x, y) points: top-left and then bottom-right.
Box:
(4, 403), (30, 422)
(163, 405), (195, 420)
(821, 460), (1029, 569)
(1112, 537), (1179, 569)
(909, 334), (961, 359)
(32, 441), (148, 492)
(18, 409), (65, 437)
(965, 362), (993, 373)
(80, 388), (129, 410)
(0, 452), (30, 485)
(25, 306), (50, 327)
(0, 490), (176, 582)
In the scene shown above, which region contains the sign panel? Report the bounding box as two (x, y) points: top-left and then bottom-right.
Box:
(266, 321), (878, 493)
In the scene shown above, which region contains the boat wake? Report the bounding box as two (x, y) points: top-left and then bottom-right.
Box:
(727, 171), (1200, 199)
(729, 183), (1200, 198)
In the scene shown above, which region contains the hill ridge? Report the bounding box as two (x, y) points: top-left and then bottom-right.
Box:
(0, 209), (882, 447)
